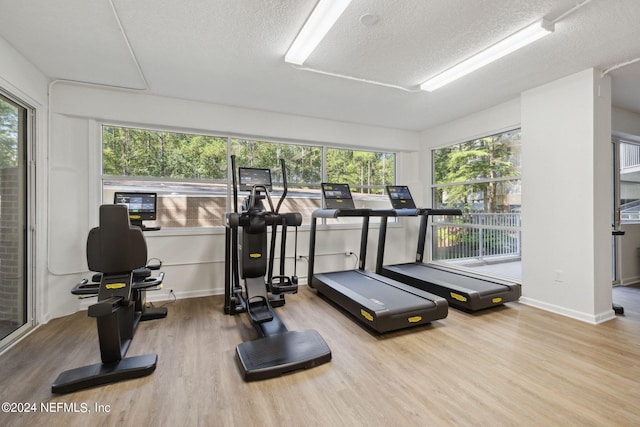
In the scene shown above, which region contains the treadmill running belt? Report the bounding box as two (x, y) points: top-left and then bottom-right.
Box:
(312, 270), (447, 333)
(393, 264), (510, 295)
(381, 263), (521, 311)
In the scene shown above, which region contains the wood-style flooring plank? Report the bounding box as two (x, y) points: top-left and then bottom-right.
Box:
(1, 286), (640, 426)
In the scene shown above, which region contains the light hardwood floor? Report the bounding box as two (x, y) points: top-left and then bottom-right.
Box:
(1, 286), (640, 427)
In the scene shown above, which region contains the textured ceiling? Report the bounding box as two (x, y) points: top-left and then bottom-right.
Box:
(0, 0), (639, 131)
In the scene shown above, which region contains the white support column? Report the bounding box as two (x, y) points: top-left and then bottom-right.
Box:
(521, 68), (613, 323)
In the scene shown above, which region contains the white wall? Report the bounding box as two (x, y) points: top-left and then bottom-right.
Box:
(521, 69), (613, 324)
(45, 82), (421, 321)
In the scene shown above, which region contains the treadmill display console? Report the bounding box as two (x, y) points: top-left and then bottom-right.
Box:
(321, 183), (356, 209)
(386, 185), (417, 210)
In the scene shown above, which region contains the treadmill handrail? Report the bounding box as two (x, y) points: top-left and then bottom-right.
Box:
(376, 206), (463, 270)
(418, 208), (463, 216)
(394, 208), (420, 217)
(312, 208), (371, 219)
(311, 208), (399, 219)
(309, 206), (414, 283)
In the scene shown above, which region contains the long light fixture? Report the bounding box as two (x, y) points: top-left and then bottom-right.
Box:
(285, 0), (352, 65)
(420, 19), (554, 92)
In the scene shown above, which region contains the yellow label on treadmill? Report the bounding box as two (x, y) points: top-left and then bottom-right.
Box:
(450, 292), (468, 302)
(106, 283), (126, 290)
(249, 253), (262, 258)
(492, 297), (503, 304)
(130, 214), (141, 219)
(360, 309), (373, 321)
(408, 316), (422, 323)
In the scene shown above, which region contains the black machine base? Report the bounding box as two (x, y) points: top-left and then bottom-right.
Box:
(236, 330), (331, 381)
(140, 306), (168, 321)
(51, 354), (157, 394)
(613, 303), (624, 315)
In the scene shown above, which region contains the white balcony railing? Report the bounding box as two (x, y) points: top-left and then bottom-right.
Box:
(432, 213), (521, 262)
(621, 143), (640, 170)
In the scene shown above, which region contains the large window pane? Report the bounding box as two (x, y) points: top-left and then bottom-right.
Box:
(230, 139), (323, 224)
(326, 148), (395, 210)
(434, 129), (521, 185)
(103, 126), (397, 228)
(0, 93), (29, 347)
(432, 130), (521, 281)
(433, 180), (521, 213)
(102, 126), (228, 227)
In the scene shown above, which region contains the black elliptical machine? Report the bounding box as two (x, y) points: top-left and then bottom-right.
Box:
(224, 155), (331, 381)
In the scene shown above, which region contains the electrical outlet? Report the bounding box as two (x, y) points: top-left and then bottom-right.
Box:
(554, 270), (563, 283)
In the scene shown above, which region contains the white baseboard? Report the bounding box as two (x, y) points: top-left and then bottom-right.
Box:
(519, 297), (616, 324)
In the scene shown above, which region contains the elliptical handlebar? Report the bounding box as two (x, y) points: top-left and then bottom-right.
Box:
(229, 155), (288, 215)
(231, 155), (239, 214)
(275, 158), (287, 214)
(248, 185), (275, 213)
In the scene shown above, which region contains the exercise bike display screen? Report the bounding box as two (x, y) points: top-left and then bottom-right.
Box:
(321, 183), (355, 209)
(114, 192), (157, 221)
(386, 185), (416, 209)
(239, 168), (272, 192)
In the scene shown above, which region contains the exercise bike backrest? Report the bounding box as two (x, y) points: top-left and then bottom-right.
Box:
(86, 204), (148, 302)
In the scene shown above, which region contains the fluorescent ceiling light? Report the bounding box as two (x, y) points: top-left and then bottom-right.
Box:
(285, 0), (352, 65)
(420, 19), (554, 92)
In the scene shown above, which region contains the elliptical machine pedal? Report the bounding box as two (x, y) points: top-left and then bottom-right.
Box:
(247, 296), (274, 323)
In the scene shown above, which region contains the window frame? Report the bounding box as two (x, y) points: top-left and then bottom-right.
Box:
(100, 123), (398, 231)
(0, 88), (36, 352)
(615, 138), (640, 225)
(429, 128), (522, 280)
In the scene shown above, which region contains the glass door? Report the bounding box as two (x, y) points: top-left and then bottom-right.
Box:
(0, 92), (31, 349)
(612, 139), (640, 284)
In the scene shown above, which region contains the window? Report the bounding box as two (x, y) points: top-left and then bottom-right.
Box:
(431, 129), (521, 281)
(102, 125), (396, 228)
(102, 126), (228, 227)
(0, 91), (33, 351)
(326, 147), (394, 205)
(616, 140), (640, 223)
(231, 138), (323, 224)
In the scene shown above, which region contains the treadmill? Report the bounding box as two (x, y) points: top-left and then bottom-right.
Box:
(376, 185), (521, 312)
(307, 183), (448, 333)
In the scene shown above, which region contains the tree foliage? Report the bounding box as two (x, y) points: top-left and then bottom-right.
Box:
(103, 126), (395, 194)
(0, 99), (19, 168)
(433, 131), (520, 212)
(231, 139), (322, 186)
(103, 126), (227, 179)
(326, 148), (394, 194)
